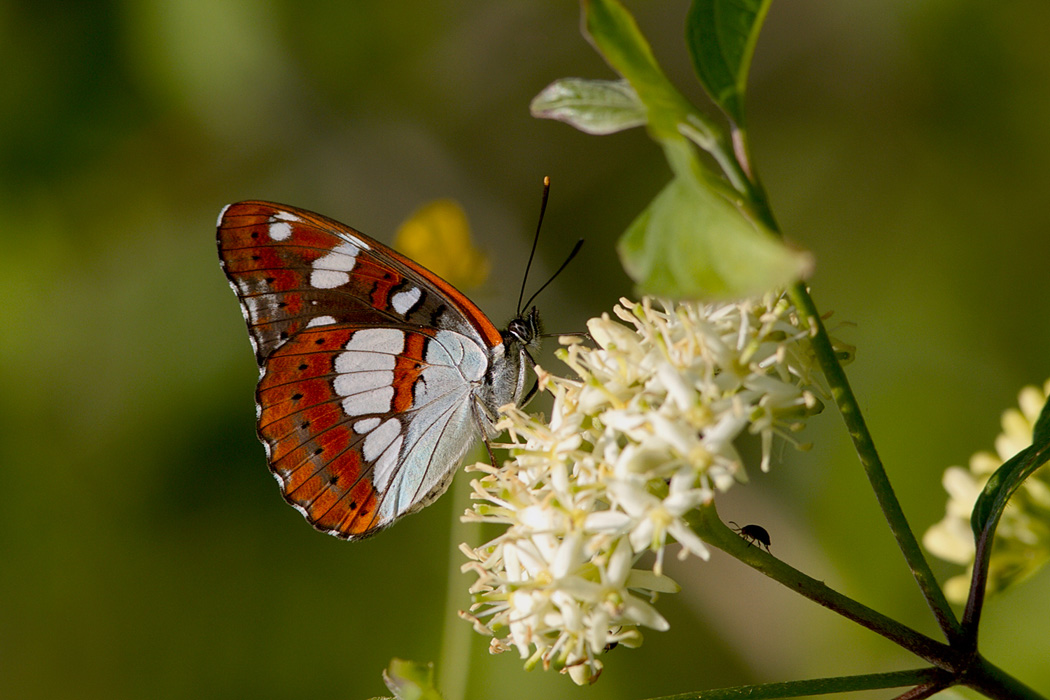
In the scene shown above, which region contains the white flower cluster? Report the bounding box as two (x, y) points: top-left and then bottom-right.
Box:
(460, 294), (826, 684)
(924, 379), (1050, 603)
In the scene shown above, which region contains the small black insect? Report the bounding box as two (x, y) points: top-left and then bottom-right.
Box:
(729, 521), (771, 552)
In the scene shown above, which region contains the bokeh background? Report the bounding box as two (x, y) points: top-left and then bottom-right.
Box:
(2, 1), (1049, 698)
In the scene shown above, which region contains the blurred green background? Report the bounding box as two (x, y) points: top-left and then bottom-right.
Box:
(2, 1), (1049, 698)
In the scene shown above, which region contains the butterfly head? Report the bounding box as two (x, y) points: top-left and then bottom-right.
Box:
(505, 306), (542, 351)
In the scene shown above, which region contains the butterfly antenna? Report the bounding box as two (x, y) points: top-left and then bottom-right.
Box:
(517, 176), (551, 315)
(521, 237), (584, 312)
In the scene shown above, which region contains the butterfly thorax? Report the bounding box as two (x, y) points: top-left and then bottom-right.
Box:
(474, 307), (540, 437)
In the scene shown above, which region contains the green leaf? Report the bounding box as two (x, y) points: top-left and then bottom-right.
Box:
(530, 78), (647, 134)
(685, 0), (773, 125)
(1032, 393), (1050, 446)
(582, 0), (701, 141)
(965, 426), (1050, 627)
(579, 0), (809, 298)
(380, 659), (444, 700)
(618, 161), (810, 298)
(970, 450), (1029, 539)
(970, 413), (1050, 539)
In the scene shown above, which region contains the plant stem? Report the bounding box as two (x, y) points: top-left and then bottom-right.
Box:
(692, 503), (953, 666)
(642, 668), (945, 700)
(891, 681), (951, 700)
(963, 655), (1048, 700)
(962, 509), (997, 652)
(786, 281), (963, 645)
(693, 501), (1048, 699)
(437, 470), (477, 700)
(709, 91), (1047, 700)
(716, 121), (961, 643)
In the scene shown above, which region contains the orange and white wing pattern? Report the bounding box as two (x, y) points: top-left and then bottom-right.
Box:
(217, 201), (536, 539)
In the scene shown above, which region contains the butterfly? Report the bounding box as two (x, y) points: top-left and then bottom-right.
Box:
(217, 200), (540, 540)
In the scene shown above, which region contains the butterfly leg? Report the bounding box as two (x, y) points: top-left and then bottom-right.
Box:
(520, 377), (540, 406)
(483, 436), (500, 468)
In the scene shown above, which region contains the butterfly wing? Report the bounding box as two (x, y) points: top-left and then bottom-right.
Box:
(217, 201), (506, 539)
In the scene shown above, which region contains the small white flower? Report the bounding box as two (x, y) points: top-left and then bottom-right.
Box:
(924, 379), (1050, 603)
(461, 293), (828, 683)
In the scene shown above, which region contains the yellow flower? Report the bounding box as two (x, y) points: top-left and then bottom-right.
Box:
(394, 199), (490, 289)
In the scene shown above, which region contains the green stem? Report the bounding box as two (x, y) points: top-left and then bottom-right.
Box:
(893, 680), (951, 700)
(702, 84), (1046, 700)
(713, 131), (961, 645)
(691, 508), (1048, 699)
(693, 503), (954, 666)
(700, 41), (951, 643)
(961, 511), (997, 653)
(642, 668), (945, 700)
(436, 470), (477, 700)
(786, 281), (963, 646)
(715, 129), (962, 641)
(963, 655), (1048, 700)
